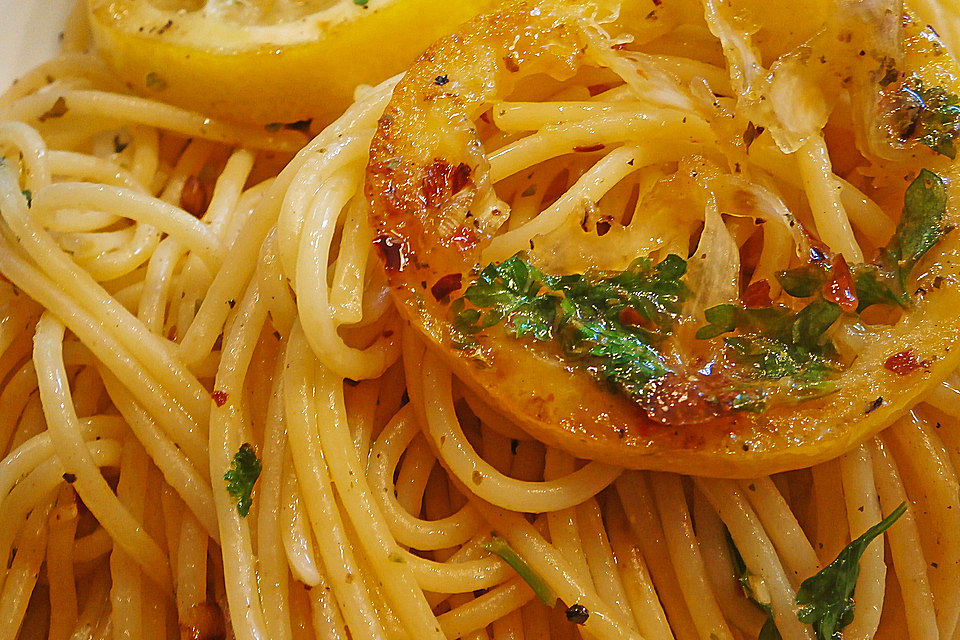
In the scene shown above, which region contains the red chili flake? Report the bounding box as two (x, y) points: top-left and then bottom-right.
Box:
(883, 350), (928, 376)
(742, 280), (772, 308)
(211, 390), (229, 407)
(373, 234), (411, 272)
(573, 143), (605, 153)
(823, 254), (858, 312)
(180, 175), (208, 218)
(422, 159), (451, 208)
(618, 306), (651, 328)
(503, 56), (520, 73)
(431, 273), (462, 301)
(450, 163), (471, 194)
(449, 226), (478, 249)
(422, 160), (473, 208)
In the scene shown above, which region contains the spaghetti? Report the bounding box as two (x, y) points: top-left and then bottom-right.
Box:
(0, 2), (958, 640)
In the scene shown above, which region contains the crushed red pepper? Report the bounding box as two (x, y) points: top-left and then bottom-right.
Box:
(742, 280), (773, 308)
(883, 349), (929, 375)
(573, 143), (605, 153)
(211, 390), (229, 407)
(180, 175), (208, 218)
(422, 159), (472, 208)
(431, 273), (463, 301)
(373, 234), (411, 272)
(822, 254), (858, 312)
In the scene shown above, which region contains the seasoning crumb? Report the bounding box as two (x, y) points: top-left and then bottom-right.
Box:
(38, 96), (68, 122)
(565, 604), (589, 625)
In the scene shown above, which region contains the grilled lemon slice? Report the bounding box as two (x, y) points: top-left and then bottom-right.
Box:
(366, 1), (960, 478)
(87, 0), (500, 127)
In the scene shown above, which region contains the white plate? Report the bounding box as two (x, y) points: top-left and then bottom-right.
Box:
(0, 0), (75, 91)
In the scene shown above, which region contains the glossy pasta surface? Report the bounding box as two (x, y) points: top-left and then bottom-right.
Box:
(0, 2), (958, 640)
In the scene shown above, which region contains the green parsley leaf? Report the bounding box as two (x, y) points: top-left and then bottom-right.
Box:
(726, 529), (773, 615)
(897, 76), (960, 158)
(850, 264), (908, 310)
(775, 169), (949, 313)
(776, 267), (823, 298)
(696, 300), (840, 391)
(728, 529), (783, 639)
(850, 169), (948, 310)
(21, 190), (31, 208)
(482, 534), (556, 606)
(454, 253), (688, 400)
(796, 502), (907, 640)
(759, 617), (784, 640)
(792, 298), (842, 348)
(223, 443), (261, 517)
(892, 168), (949, 275)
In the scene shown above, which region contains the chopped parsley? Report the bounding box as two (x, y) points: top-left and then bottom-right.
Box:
(729, 503), (906, 640)
(698, 169), (949, 407)
(895, 75), (960, 158)
(223, 443), (261, 517)
(882, 168), (950, 286)
(144, 72), (168, 91)
(450, 170), (948, 416)
(482, 534), (556, 605)
(726, 529), (773, 615)
(776, 169), (949, 312)
(695, 298), (841, 409)
(452, 253), (688, 400)
(797, 503), (907, 639)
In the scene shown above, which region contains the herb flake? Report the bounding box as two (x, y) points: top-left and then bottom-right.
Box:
(37, 96), (67, 122)
(696, 299), (840, 406)
(482, 534), (556, 606)
(453, 253), (688, 400)
(224, 443), (261, 517)
(896, 76), (960, 158)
